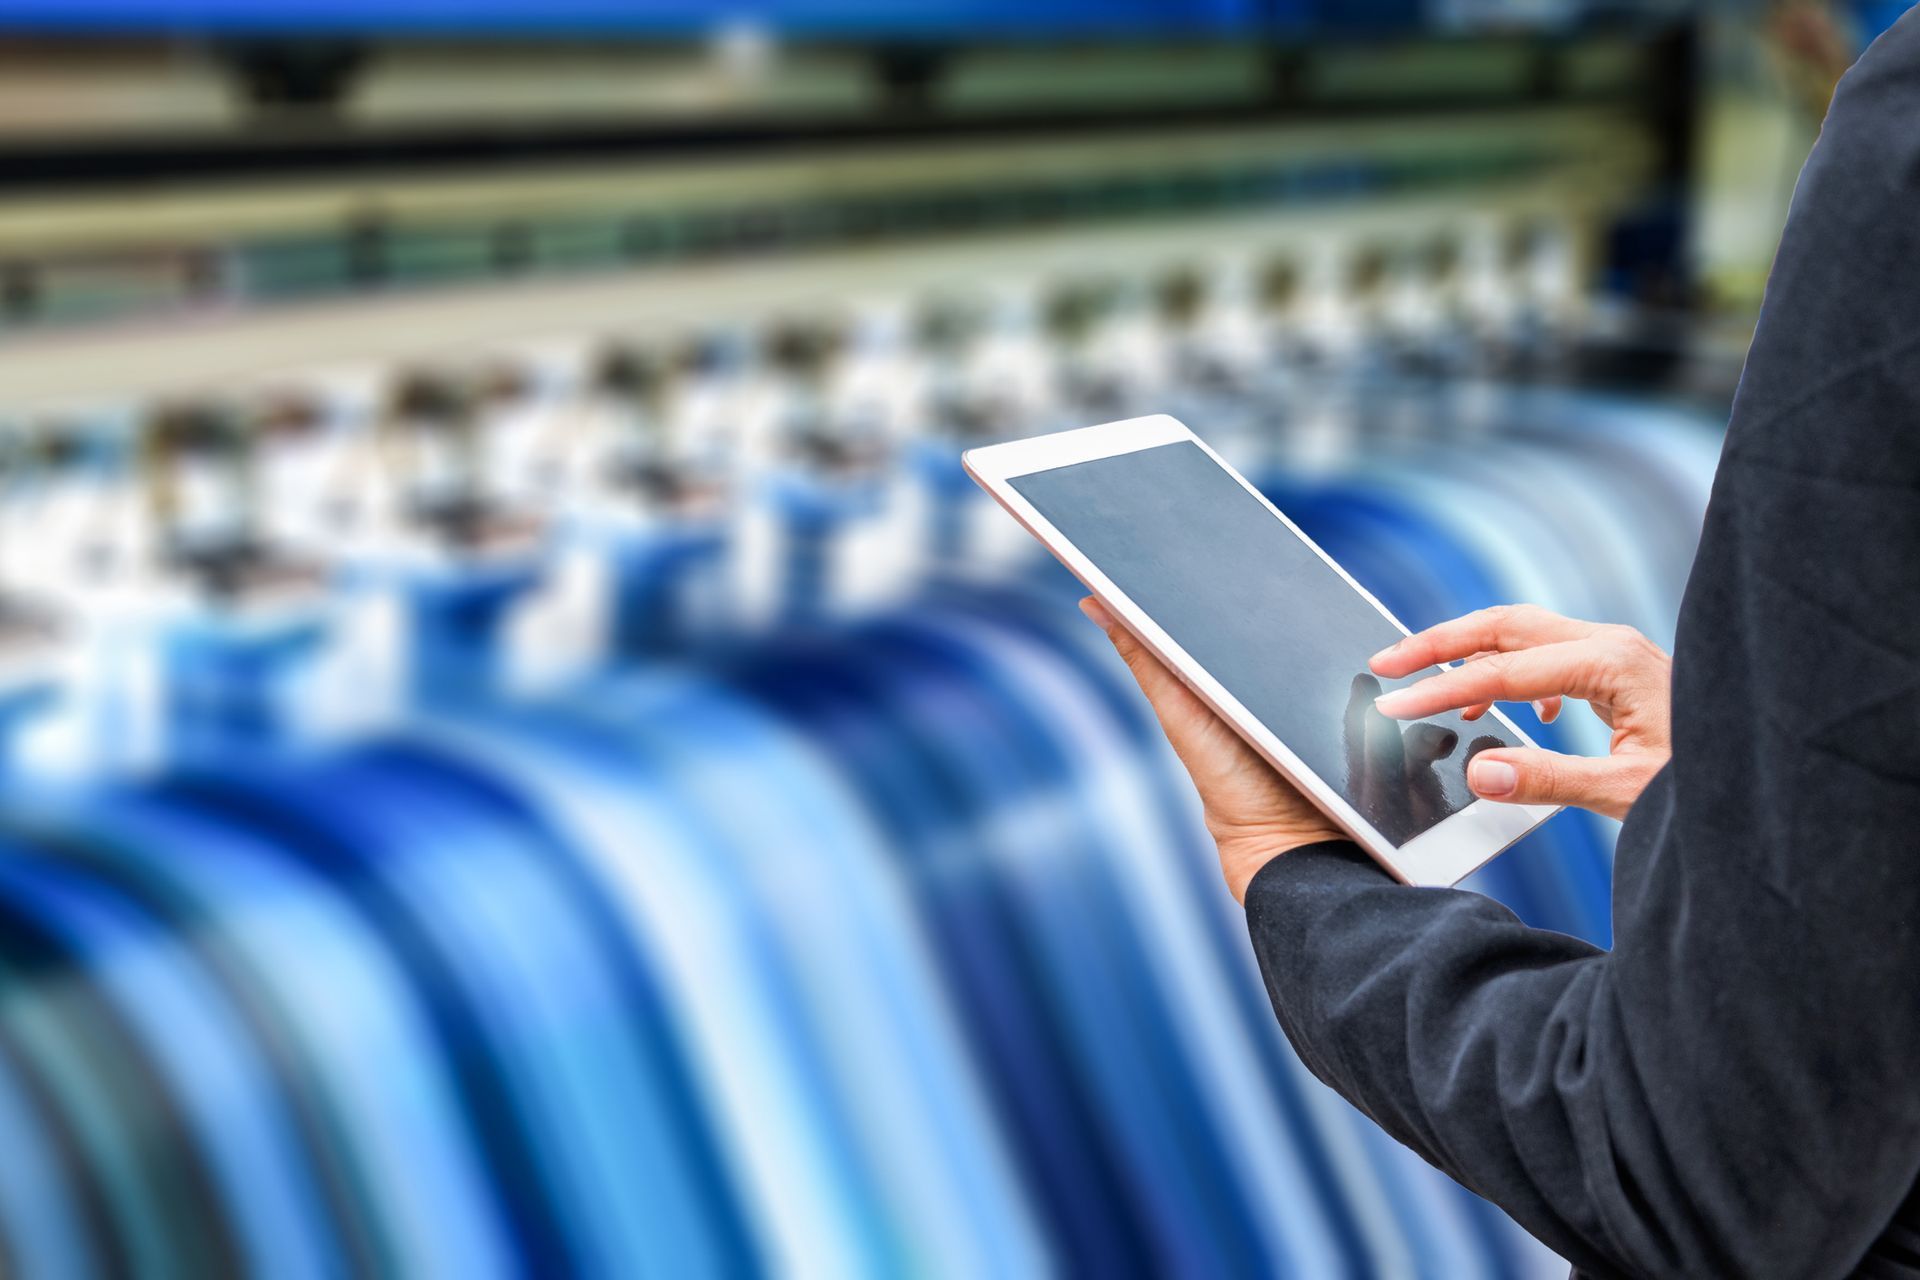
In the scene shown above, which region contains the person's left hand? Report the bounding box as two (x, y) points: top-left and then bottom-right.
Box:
(1080, 597), (1346, 900)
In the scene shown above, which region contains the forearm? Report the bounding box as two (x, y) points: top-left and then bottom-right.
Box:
(1243, 844), (1632, 1268)
(1244, 826), (1920, 1278)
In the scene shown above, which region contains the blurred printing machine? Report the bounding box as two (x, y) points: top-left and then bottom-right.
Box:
(0, 231), (1680, 767)
(0, 17), (1714, 742)
(0, 18), (1742, 1279)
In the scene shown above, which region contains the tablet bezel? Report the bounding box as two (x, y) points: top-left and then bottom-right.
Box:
(963, 413), (1559, 888)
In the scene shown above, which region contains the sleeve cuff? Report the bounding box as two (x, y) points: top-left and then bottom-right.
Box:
(1243, 839), (1393, 903)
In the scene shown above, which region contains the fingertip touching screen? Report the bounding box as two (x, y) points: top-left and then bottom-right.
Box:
(1009, 441), (1518, 846)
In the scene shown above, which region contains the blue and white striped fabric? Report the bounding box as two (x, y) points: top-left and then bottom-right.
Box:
(0, 376), (1722, 1279)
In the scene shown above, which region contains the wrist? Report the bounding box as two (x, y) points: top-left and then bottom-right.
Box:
(1213, 826), (1348, 903)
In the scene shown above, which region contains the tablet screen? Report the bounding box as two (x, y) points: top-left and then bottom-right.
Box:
(1010, 440), (1519, 845)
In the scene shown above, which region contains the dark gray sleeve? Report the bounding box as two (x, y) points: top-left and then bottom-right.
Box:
(1244, 10), (1920, 1277)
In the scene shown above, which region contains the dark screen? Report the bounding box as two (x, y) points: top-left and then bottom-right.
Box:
(1011, 440), (1517, 846)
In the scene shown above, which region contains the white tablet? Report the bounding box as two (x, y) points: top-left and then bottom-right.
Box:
(964, 414), (1559, 887)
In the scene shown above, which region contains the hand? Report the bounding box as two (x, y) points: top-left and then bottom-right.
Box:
(1367, 604), (1672, 821)
(1080, 597), (1346, 901)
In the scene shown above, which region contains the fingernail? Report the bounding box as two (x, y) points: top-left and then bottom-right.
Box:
(1471, 759), (1517, 796)
(1369, 641), (1401, 666)
(1078, 598), (1115, 630)
(1532, 700), (1552, 722)
(1372, 689), (1415, 717)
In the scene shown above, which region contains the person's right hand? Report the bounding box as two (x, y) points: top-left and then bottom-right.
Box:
(1366, 605), (1672, 821)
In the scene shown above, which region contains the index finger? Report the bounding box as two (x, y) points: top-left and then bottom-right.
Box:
(1371, 638), (1612, 719)
(1369, 604), (1602, 678)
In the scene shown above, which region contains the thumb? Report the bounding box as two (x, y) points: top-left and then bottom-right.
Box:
(1466, 748), (1646, 820)
(1078, 597), (1192, 708)
(1080, 596), (1150, 670)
